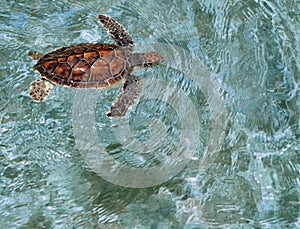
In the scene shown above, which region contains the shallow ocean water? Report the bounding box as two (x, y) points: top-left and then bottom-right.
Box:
(0, 0), (299, 228)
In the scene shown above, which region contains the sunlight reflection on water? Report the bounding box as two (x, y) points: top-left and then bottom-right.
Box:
(0, 0), (299, 228)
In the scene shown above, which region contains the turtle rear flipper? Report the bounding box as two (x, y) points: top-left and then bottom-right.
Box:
(107, 75), (143, 117)
(98, 14), (134, 48)
(30, 79), (53, 101)
(28, 51), (44, 60)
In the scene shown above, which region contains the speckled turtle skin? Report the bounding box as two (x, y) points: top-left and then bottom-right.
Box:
(29, 14), (163, 117)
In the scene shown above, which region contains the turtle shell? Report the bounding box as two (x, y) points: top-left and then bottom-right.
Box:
(34, 43), (131, 88)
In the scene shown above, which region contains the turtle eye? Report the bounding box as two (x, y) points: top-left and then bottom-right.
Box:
(143, 62), (153, 68)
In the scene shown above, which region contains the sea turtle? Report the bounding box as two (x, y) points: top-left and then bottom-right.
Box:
(28, 14), (163, 117)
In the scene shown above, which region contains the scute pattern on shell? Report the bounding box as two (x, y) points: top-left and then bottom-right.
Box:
(34, 43), (130, 88)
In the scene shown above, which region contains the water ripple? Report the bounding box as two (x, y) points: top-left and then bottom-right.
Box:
(0, 0), (299, 228)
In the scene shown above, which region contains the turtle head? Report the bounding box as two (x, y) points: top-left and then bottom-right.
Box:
(129, 52), (164, 69)
(141, 52), (164, 67)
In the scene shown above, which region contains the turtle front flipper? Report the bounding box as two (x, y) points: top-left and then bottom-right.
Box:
(107, 75), (143, 117)
(30, 79), (54, 102)
(98, 14), (134, 48)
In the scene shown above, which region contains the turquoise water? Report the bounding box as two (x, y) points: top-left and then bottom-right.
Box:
(1, 0), (299, 228)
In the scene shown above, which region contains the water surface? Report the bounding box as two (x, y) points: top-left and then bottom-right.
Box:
(0, 0), (299, 228)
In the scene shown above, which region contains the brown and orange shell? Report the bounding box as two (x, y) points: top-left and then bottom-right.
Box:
(34, 43), (132, 88)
